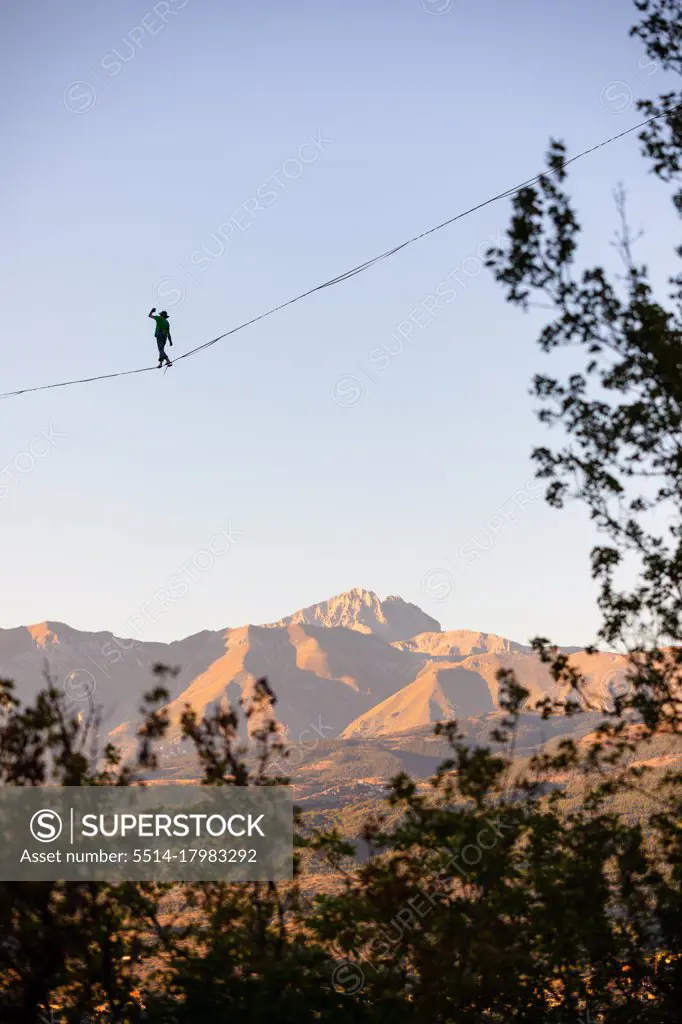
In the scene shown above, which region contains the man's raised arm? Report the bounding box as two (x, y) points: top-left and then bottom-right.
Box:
(148, 306), (157, 319)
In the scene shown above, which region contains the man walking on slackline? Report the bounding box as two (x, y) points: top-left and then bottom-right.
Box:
(148, 307), (173, 367)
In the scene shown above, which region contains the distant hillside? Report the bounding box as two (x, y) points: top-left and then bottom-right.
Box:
(392, 630), (534, 658)
(0, 590), (638, 778)
(156, 621), (426, 749)
(342, 645), (631, 740)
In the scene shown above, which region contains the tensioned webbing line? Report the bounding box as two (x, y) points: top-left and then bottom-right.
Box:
(1, 110), (673, 402)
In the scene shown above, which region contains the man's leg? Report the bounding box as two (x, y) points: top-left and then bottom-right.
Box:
(157, 336), (165, 366)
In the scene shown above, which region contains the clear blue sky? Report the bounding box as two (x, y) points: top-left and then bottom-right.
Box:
(0, 0), (676, 646)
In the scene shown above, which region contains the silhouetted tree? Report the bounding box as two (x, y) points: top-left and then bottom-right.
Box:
(0, 668), (174, 1023)
(305, 2), (682, 1020)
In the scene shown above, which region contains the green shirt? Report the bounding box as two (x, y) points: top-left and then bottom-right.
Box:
(153, 315), (169, 336)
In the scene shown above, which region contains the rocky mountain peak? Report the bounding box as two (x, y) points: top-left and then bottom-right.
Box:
(263, 588), (441, 642)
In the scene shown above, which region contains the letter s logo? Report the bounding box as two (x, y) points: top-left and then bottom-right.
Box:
(30, 809), (63, 842)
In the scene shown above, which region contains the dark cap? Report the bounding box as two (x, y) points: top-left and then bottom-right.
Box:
(160, 310), (169, 318)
